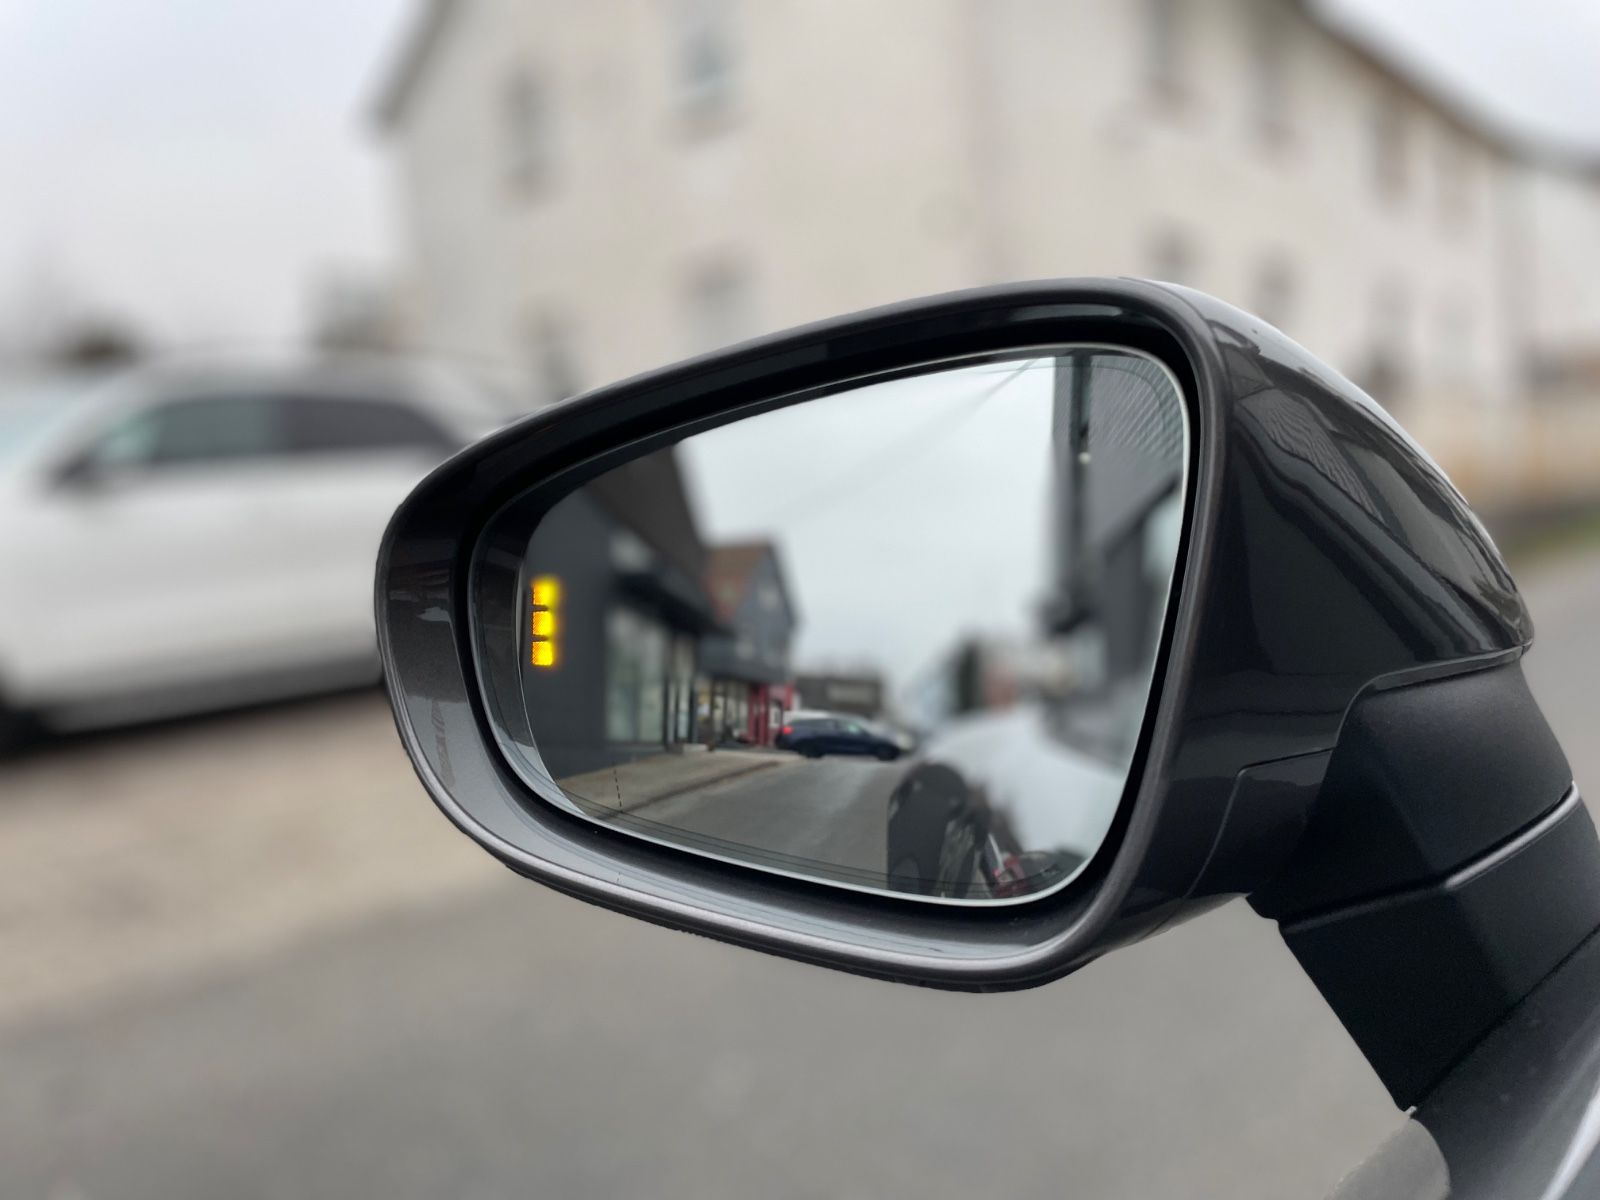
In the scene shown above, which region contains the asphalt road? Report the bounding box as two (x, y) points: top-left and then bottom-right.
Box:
(5, 550), (1600, 1200)
(642, 756), (897, 886)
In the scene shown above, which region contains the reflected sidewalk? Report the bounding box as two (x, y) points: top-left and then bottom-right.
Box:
(560, 747), (789, 813)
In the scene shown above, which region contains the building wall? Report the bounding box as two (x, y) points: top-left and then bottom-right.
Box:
(1522, 166), (1600, 366)
(385, 0), (1575, 424)
(388, 0), (525, 367)
(516, 488), (618, 778)
(981, 0), (1516, 413)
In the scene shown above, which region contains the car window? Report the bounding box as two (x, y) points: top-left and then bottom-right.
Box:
(91, 394), (286, 470)
(91, 410), (162, 468)
(284, 394), (456, 456)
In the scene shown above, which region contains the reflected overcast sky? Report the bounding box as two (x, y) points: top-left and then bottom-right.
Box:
(680, 360), (1060, 693)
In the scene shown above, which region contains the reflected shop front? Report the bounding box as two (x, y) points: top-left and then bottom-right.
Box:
(497, 349), (1188, 904)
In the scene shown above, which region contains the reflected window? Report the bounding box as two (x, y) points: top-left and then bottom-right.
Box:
(670, 636), (695, 742)
(606, 606), (669, 744)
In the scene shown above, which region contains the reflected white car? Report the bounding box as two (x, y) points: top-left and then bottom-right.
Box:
(916, 706), (1125, 863)
(0, 359), (506, 744)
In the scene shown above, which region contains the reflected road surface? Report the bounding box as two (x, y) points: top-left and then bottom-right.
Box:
(641, 758), (896, 886)
(3, 553), (1600, 1198)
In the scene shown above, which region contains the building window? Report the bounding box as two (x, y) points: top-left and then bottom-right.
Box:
(675, 0), (737, 121)
(1144, 0), (1183, 100)
(1372, 89), (1408, 204)
(527, 312), (580, 407)
(1437, 301), (1475, 384)
(1362, 280), (1410, 403)
(687, 259), (754, 352)
(1254, 254), (1296, 330)
(1437, 132), (1474, 230)
(1149, 228), (1195, 286)
(1250, 6), (1290, 144)
(503, 66), (552, 193)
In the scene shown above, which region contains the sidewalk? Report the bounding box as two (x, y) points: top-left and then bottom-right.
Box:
(0, 692), (501, 1031)
(560, 747), (789, 813)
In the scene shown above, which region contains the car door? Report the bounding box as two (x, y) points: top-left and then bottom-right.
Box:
(818, 718), (856, 756)
(796, 720), (830, 754)
(836, 719), (876, 756)
(274, 392), (459, 661)
(15, 392), (297, 705)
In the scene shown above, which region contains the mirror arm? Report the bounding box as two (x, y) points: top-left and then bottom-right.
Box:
(1248, 659), (1600, 1107)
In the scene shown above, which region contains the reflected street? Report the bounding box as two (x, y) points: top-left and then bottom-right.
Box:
(643, 757), (897, 885)
(502, 349), (1186, 902)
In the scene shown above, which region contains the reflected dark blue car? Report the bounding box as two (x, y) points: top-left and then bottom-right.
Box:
(776, 715), (902, 761)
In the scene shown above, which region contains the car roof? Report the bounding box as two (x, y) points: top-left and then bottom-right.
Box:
(788, 711), (869, 725)
(121, 357), (509, 432)
(5, 355), (520, 476)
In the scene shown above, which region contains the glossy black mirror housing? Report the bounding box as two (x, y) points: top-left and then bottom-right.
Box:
(375, 279), (1533, 990)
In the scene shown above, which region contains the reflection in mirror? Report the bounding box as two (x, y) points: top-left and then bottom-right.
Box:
(495, 348), (1187, 904)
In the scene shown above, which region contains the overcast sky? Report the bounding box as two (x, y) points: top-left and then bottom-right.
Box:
(0, 0), (1595, 352)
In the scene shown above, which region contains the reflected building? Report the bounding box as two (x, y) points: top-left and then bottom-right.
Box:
(521, 448), (722, 777)
(698, 541), (797, 746)
(904, 635), (1040, 727)
(901, 352), (1185, 763)
(794, 672), (885, 720)
(1045, 351), (1186, 760)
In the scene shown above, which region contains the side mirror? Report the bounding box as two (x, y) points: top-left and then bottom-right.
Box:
(51, 453), (135, 495)
(51, 454), (103, 493)
(376, 280), (1596, 1108)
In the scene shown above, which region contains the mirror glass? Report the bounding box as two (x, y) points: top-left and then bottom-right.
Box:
(491, 347), (1187, 903)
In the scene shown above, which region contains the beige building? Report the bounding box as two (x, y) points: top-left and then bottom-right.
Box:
(376, 0), (1600, 507)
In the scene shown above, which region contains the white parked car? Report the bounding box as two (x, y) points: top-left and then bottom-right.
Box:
(0, 358), (507, 747)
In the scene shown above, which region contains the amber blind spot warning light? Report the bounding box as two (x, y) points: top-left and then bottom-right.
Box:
(529, 576), (561, 668)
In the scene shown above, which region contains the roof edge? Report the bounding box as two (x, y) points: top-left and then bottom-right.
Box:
(371, 0), (458, 131)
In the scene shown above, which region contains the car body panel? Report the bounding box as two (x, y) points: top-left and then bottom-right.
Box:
(0, 360), (505, 728)
(782, 716), (899, 759)
(1332, 926), (1600, 1199)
